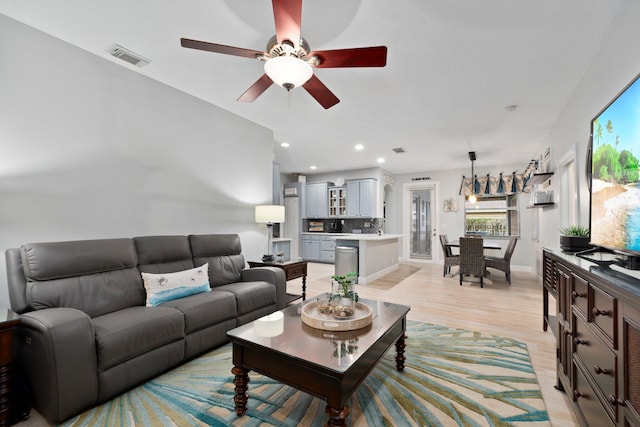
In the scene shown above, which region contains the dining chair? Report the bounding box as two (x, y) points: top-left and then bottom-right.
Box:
(484, 237), (518, 284)
(439, 234), (459, 277)
(459, 237), (485, 288)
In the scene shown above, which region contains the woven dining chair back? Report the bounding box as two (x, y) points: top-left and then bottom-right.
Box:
(439, 234), (460, 277)
(459, 236), (485, 288)
(484, 237), (518, 284)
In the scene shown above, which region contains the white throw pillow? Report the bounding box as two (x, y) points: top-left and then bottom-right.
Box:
(141, 264), (210, 307)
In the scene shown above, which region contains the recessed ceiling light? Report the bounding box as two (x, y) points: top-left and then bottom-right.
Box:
(310, 165), (317, 170)
(354, 144), (364, 151)
(377, 158), (385, 164)
(280, 142), (290, 148)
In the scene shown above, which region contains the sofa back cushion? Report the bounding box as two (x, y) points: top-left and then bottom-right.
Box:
(21, 239), (144, 317)
(134, 236), (195, 274)
(189, 234), (245, 287)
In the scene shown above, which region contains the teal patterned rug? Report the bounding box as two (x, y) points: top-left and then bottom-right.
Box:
(62, 321), (549, 426)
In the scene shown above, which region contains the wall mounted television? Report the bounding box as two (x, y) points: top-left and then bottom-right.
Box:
(586, 71), (640, 269)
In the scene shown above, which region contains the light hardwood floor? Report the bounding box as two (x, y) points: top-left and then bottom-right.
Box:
(290, 261), (579, 427)
(19, 261), (578, 426)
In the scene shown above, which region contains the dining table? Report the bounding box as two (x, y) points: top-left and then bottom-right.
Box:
(446, 240), (502, 250)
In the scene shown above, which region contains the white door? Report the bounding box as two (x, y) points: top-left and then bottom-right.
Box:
(403, 182), (438, 262)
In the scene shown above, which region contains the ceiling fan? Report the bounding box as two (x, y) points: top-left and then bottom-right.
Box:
(180, 0), (387, 109)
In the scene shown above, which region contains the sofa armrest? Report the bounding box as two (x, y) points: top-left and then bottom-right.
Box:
(241, 267), (287, 309)
(16, 308), (99, 423)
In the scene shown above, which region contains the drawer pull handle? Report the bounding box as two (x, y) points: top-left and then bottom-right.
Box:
(608, 395), (626, 406)
(572, 291), (586, 298)
(574, 337), (587, 346)
(592, 307), (611, 317)
(574, 390), (586, 399)
(594, 365), (609, 375)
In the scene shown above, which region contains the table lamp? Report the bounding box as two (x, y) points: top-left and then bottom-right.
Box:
(255, 205), (285, 262)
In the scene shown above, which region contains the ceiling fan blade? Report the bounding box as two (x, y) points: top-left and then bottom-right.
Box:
(181, 38), (264, 59)
(310, 46), (388, 68)
(237, 74), (274, 103)
(272, 0), (302, 48)
(302, 75), (340, 109)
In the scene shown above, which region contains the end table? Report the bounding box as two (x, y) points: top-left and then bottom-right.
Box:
(0, 306), (20, 427)
(248, 259), (308, 303)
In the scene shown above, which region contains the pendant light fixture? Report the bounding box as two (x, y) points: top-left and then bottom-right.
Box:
(468, 151), (478, 203)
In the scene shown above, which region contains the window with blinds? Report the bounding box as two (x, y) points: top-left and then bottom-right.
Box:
(464, 195), (520, 237)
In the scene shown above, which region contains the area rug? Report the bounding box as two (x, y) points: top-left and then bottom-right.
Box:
(62, 321), (549, 427)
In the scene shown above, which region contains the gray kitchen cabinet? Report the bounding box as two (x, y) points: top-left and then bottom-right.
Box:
(320, 237), (336, 262)
(328, 186), (347, 217)
(346, 178), (377, 218)
(306, 182), (329, 218)
(301, 234), (335, 263)
(301, 237), (320, 260)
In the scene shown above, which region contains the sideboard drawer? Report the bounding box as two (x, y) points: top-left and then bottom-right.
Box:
(574, 363), (615, 427)
(574, 316), (617, 418)
(572, 275), (588, 317)
(592, 286), (617, 347)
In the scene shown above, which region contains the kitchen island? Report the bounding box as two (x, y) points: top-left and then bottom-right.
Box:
(333, 234), (403, 284)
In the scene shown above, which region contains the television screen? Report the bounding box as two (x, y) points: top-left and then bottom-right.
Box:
(590, 72), (640, 256)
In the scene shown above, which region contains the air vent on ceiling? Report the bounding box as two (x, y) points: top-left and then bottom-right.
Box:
(108, 44), (150, 67)
(392, 147), (405, 153)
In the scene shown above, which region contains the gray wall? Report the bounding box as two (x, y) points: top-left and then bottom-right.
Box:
(0, 15), (274, 307)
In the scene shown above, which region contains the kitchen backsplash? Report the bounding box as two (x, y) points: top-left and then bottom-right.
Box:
(302, 218), (382, 234)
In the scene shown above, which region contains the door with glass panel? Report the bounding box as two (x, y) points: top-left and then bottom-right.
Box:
(410, 189), (433, 259)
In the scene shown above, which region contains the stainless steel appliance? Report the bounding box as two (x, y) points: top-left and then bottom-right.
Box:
(328, 219), (343, 233)
(335, 246), (358, 278)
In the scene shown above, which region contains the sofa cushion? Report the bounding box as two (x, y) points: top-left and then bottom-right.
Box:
(189, 234), (245, 286)
(134, 236), (194, 274)
(141, 264), (210, 307)
(21, 238), (138, 280)
(215, 281), (276, 315)
(21, 239), (145, 317)
(159, 290), (237, 334)
(92, 306), (184, 372)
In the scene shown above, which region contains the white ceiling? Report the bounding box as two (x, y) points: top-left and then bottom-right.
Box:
(0, 0), (627, 175)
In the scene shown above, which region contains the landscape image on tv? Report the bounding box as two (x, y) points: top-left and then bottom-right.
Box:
(590, 73), (640, 254)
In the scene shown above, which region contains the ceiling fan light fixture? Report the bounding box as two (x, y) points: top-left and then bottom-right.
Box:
(264, 56), (313, 90)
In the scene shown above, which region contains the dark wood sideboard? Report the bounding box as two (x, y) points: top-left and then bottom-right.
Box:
(543, 248), (640, 427)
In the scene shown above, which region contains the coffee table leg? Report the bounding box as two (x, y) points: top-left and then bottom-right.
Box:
(325, 405), (350, 426)
(232, 366), (249, 417)
(302, 275), (307, 301)
(395, 334), (407, 371)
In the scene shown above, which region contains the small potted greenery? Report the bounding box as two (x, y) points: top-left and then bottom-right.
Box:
(330, 272), (359, 319)
(560, 225), (591, 252)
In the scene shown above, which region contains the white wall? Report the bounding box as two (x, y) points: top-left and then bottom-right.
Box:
(532, 0), (640, 275)
(0, 16), (275, 307)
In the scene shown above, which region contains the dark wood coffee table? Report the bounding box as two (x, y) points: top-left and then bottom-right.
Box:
(227, 297), (410, 426)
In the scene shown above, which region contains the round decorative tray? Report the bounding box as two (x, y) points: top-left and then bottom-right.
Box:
(301, 300), (373, 331)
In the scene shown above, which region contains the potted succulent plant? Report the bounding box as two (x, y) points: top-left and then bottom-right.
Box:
(330, 272), (359, 319)
(560, 225), (591, 252)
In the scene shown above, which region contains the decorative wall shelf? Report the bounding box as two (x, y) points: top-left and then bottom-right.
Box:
(526, 202), (555, 209)
(527, 172), (554, 187)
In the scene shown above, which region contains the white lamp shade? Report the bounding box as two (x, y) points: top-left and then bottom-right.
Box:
(264, 56), (313, 88)
(255, 205), (285, 224)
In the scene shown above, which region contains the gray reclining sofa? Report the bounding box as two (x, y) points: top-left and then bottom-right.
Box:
(5, 233), (286, 423)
